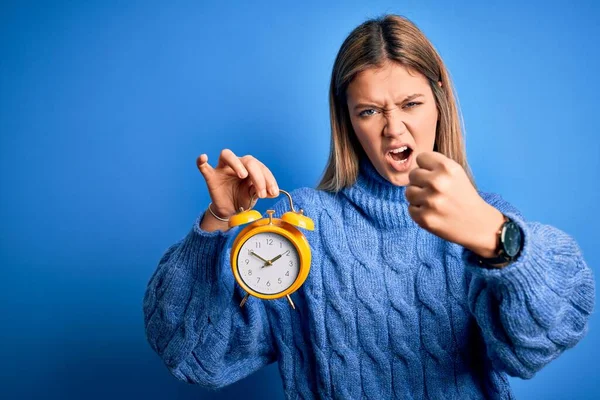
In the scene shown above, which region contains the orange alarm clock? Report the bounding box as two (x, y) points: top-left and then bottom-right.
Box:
(228, 189), (314, 309)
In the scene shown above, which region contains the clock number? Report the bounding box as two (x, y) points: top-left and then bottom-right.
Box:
(285, 250), (290, 256)
(248, 269), (252, 276)
(266, 280), (271, 287)
(266, 238), (273, 245)
(245, 259), (249, 264)
(289, 260), (293, 267)
(280, 242), (282, 248)
(255, 242), (261, 248)
(285, 271), (290, 276)
(278, 277), (282, 284)
(256, 277), (261, 284)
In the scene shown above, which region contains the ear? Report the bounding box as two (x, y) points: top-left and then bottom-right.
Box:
(437, 80), (443, 88)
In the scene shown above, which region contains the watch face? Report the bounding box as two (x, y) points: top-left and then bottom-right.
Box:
(501, 221), (522, 257)
(237, 232), (301, 295)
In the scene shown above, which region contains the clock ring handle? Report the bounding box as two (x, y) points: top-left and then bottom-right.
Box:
(277, 189), (297, 212)
(244, 189), (297, 213)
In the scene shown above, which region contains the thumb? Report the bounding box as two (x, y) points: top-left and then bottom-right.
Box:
(196, 154), (215, 179)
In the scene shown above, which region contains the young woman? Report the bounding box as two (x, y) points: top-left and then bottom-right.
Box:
(143, 14), (595, 399)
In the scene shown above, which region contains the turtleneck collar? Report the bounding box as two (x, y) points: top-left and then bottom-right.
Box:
(340, 157), (415, 230)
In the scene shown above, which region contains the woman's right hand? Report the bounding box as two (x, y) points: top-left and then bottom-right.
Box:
(197, 149), (280, 223)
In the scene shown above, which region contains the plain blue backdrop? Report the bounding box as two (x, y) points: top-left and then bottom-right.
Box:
(1, 0), (598, 399)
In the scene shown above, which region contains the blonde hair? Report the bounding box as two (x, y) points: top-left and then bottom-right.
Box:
(317, 14), (476, 192)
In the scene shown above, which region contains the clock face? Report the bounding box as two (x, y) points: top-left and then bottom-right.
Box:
(502, 221), (522, 257)
(236, 232), (301, 295)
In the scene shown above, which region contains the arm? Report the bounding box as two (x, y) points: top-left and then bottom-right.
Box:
(143, 210), (277, 389)
(462, 192), (596, 379)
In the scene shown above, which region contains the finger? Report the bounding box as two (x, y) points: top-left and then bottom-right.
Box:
(260, 164), (279, 197)
(405, 184), (428, 207)
(241, 156), (268, 198)
(415, 151), (446, 171)
(408, 204), (423, 224)
(196, 154), (215, 179)
(407, 167), (433, 189)
(217, 149), (249, 179)
(247, 183), (259, 208)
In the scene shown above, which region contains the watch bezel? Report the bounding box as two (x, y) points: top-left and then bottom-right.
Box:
(477, 216), (523, 267)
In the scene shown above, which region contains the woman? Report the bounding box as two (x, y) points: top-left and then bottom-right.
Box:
(143, 14), (595, 399)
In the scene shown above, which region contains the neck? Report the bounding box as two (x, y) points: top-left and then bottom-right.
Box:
(341, 157), (414, 229)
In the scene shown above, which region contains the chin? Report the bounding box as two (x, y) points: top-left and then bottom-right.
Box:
(388, 175), (409, 187)
(372, 157), (413, 187)
(380, 167), (410, 186)
(382, 164), (412, 187)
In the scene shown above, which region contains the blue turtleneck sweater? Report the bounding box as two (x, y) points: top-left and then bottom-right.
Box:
(143, 158), (595, 399)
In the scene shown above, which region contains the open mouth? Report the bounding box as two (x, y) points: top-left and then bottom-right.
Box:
(388, 145), (413, 163)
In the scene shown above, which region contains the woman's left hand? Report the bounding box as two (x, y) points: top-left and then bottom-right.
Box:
(405, 151), (505, 258)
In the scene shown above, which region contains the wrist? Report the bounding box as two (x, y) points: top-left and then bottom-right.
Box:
(200, 208), (231, 232)
(470, 207), (524, 269)
(465, 205), (505, 259)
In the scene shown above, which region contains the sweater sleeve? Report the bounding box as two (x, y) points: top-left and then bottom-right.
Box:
(143, 210), (277, 389)
(462, 192), (595, 379)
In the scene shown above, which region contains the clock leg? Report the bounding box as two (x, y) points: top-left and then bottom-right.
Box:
(240, 293), (250, 308)
(286, 294), (296, 310)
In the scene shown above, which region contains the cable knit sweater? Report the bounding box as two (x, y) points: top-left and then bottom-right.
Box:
(143, 157), (595, 399)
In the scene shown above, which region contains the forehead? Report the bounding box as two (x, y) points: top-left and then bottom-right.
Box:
(346, 62), (430, 102)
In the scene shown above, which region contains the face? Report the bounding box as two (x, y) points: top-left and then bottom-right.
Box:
(346, 61), (439, 186)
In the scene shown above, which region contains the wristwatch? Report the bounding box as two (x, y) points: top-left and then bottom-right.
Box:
(477, 214), (524, 267)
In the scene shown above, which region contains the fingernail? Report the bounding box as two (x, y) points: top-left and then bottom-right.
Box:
(260, 189), (267, 198)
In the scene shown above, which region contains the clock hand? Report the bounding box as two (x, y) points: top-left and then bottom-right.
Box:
(268, 252), (286, 264)
(249, 250), (272, 267)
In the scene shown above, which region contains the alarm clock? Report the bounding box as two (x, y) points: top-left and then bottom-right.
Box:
(228, 189), (314, 309)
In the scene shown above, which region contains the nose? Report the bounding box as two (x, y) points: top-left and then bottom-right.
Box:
(382, 109), (407, 137)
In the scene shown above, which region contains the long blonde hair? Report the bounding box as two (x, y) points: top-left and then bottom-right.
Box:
(317, 14), (476, 192)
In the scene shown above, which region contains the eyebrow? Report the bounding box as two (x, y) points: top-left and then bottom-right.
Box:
(353, 93), (425, 111)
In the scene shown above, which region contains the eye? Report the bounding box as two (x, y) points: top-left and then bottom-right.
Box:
(403, 101), (422, 109)
(358, 109), (378, 118)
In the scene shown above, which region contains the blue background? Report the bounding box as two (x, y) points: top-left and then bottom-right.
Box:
(1, 0), (598, 398)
